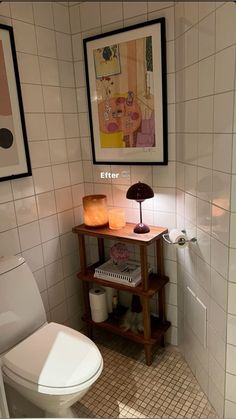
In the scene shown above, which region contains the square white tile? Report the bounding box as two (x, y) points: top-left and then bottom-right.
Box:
(101, 2), (123, 26)
(42, 86), (62, 113)
(0, 181), (13, 204)
(39, 214), (59, 242)
(0, 229), (20, 257)
(0, 202), (16, 232)
(33, 167), (54, 194)
(49, 140), (68, 165)
(12, 20), (37, 54)
(42, 237), (61, 266)
(33, 2), (54, 29)
(15, 196), (38, 226)
(46, 114), (65, 139)
(29, 141), (51, 169)
(55, 187), (73, 213)
(25, 113), (47, 141)
(53, 3), (70, 34)
(58, 209), (74, 234)
(52, 164), (70, 189)
(22, 245), (44, 272)
(36, 26), (57, 59)
(80, 2), (101, 31)
(36, 191), (56, 219)
(39, 57), (59, 86)
(64, 114), (79, 138)
(56, 32), (73, 61)
(21, 84), (44, 113)
(18, 220), (41, 251)
(17, 53), (41, 85)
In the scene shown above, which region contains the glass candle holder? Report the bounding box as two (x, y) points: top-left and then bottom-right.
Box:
(108, 208), (126, 230)
(83, 195), (108, 228)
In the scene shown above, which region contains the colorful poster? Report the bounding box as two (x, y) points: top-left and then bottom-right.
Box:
(84, 19), (168, 165)
(94, 37), (155, 150)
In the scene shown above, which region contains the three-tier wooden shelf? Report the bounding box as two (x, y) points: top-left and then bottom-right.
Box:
(72, 223), (171, 365)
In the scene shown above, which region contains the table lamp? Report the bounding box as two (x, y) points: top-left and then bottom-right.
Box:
(126, 181), (154, 234)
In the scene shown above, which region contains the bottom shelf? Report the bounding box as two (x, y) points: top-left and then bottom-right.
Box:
(82, 314), (171, 346)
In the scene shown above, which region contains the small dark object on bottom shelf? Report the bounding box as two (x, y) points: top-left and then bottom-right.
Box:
(110, 303), (128, 320)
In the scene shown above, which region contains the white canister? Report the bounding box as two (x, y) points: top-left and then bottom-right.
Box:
(89, 287), (108, 323)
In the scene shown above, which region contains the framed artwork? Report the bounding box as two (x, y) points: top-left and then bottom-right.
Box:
(83, 18), (168, 165)
(0, 24), (31, 182)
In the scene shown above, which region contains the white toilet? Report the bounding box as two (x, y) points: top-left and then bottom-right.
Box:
(0, 255), (103, 418)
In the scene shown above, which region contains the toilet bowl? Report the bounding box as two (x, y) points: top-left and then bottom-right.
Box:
(0, 256), (103, 418)
(2, 323), (103, 418)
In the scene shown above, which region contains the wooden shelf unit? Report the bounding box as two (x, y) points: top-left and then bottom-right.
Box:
(72, 223), (170, 366)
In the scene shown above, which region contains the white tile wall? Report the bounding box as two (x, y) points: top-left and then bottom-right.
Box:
(175, 2), (236, 417)
(1, 3), (236, 416)
(0, 1), (83, 329)
(70, 3), (236, 414)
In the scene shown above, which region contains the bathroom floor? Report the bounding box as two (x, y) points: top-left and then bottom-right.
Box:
(73, 331), (217, 418)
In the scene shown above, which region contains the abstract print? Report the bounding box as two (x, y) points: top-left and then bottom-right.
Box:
(0, 39), (18, 168)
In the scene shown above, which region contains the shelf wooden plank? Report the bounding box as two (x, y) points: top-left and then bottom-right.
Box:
(77, 269), (169, 297)
(72, 223), (168, 245)
(82, 315), (171, 345)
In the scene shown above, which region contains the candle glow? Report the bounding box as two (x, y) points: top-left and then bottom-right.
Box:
(83, 195), (108, 227)
(108, 208), (126, 230)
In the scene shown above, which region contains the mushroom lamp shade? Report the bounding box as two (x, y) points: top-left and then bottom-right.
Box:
(126, 182), (154, 234)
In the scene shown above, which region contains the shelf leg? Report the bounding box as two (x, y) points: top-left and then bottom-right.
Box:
(97, 237), (105, 263)
(142, 295), (152, 365)
(144, 344), (152, 366)
(140, 245), (149, 292)
(82, 281), (93, 338)
(156, 237), (164, 277)
(158, 287), (166, 322)
(78, 234), (93, 338)
(156, 237), (167, 323)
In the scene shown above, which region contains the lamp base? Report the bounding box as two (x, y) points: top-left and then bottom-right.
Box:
(133, 223), (150, 234)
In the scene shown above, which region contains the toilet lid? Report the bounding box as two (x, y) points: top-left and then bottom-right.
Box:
(3, 323), (102, 389)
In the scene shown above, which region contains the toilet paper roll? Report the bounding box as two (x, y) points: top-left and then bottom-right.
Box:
(89, 287), (108, 323)
(169, 229), (186, 246)
(103, 286), (117, 313)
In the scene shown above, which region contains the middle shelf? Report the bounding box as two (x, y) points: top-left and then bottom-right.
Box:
(77, 263), (169, 297)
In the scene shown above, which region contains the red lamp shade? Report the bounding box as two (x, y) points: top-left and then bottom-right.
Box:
(126, 182), (154, 234)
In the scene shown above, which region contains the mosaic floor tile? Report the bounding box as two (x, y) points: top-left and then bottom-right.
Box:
(73, 331), (217, 418)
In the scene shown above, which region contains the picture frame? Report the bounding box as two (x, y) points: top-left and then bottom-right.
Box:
(83, 17), (168, 166)
(0, 24), (31, 182)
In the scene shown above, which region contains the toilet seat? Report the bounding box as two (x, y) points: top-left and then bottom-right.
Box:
(2, 322), (103, 395)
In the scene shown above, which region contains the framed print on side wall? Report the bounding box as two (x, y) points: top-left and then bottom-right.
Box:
(83, 17), (168, 165)
(0, 24), (31, 182)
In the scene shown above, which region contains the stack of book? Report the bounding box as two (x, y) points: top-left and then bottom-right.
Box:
(94, 259), (142, 287)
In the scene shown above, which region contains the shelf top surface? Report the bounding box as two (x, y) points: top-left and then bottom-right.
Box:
(72, 223), (168, 244)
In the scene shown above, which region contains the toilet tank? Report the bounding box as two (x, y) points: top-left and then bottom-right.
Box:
(0, 256), (47, 355)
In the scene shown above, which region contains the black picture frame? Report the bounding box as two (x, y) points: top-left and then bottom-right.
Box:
(83, 17), (168, 165)
(0, 23), (31, 182)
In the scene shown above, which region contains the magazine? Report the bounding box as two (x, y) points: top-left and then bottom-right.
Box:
(94, 271), (142, 287)
(94, 259), (141, 283)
